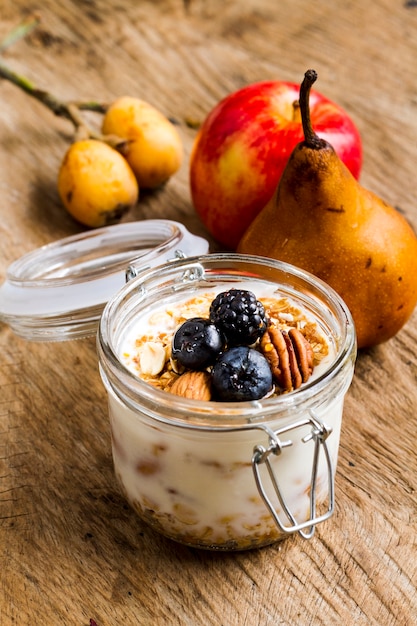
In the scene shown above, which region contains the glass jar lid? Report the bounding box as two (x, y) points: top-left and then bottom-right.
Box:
(0, 220), (209, 341)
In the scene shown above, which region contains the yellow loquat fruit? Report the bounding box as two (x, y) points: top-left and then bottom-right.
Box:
(102, 96), (183, 189)
(57, 139), (139, 227)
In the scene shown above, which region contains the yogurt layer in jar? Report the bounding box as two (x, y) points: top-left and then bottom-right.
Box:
(98, 253), (356, 551)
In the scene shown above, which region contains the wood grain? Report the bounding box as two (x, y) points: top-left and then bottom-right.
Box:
(1, 1), (417, 624)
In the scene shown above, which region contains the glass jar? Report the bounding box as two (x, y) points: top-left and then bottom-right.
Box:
(98, 253), (356, 551)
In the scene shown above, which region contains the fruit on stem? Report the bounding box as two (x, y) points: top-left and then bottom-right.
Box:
(238, 70), (417, 348)
(0, 17), (183, 227)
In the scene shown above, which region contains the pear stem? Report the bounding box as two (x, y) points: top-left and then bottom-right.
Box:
(299, 69), (326, 149)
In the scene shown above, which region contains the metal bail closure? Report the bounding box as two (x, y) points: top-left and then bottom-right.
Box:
(126, 249), (187, 282)
(251, 412), (334, 539)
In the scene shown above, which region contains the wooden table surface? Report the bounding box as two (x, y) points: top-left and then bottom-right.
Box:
(1, 1), (417, 624)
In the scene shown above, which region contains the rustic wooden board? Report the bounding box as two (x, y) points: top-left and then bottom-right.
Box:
(1, 1), (417, 624)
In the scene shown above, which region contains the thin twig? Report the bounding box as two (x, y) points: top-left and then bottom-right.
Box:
(0, 61), (70, 118)
(0, 16), (113, 142)
(0, 13), (41, 54)
(76, 101), (109, 114)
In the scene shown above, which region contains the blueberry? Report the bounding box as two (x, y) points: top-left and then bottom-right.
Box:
(172, 317), (224, 370)
(209, 289), (268, 346)
(211, 346), (273, 402)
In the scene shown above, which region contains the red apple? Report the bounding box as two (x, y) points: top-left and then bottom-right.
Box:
(190, 80), (363, 249)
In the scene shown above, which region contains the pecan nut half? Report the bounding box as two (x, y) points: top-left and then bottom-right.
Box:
(260, 326), (314, 392)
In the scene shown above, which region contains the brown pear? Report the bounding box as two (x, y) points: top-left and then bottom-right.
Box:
(238, 69), (417, 348)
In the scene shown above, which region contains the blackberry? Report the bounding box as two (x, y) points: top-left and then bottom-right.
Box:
(211, 346), (273, 402)
(172, 317), (224, 370)
(209, 289), (268, 346)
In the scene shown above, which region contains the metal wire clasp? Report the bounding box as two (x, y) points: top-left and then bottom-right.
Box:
(252, 412), (334, 539)
(125, 249), (187, 282)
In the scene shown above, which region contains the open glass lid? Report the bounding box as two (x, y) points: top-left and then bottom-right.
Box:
(0, 220), (209, 342)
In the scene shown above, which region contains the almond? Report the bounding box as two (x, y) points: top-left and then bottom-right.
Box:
(170, 370), (212, 401)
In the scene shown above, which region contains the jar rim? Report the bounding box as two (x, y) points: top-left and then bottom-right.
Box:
(98, 253), (357, 429)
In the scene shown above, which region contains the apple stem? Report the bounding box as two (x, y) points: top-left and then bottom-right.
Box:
(291, 100), (302, 124)
(299, 69), (326, 149)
